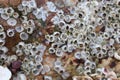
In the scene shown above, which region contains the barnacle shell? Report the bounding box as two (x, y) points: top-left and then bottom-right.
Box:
(72, 76), (93, 80)
(16, 73), (27, 80)
(0, 66), (12, 80)
(114, 52), (120, 60)
(63, 0), (78, 7)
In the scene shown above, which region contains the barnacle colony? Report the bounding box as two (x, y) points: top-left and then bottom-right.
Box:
(0, 0), (120, 80)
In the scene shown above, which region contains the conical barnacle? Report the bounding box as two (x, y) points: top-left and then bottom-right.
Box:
(1, 13), (10, 20)
(20, 32), (29, 40)
(7, 18), (17, 26)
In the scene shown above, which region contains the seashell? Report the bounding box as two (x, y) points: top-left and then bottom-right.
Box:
(0, 66), (12, 80)
(7, 18), (17, 26)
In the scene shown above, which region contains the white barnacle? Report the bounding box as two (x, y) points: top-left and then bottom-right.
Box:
(35, 63), (43, 71)
(16, 49), (23, 56)
(0, 25), (4, 32)
(21, 16), (28, 22)
(7, 29), (15, 37)
(17, 4), (24, 11)
(0, 39), (5, 46)
(10, 55), (18, 62)
(28, 0), (37, 8)
(7, 18), (17, 26)
(30, 46), (38, 55)
(0, 32), (6, 39)
(46, 1), (56, 12)
(44, 75), (52, 80)
(16, 73), (27, 80)
(55, 48), (64, 57)
(0, 54), (7, 61)
(74, 52), (81, 59)
(0, 46), (8, 54)
(35, 55), (43, 63)
(22, 0), (28, 7)
(4, 7), (14, 16)
(1, 13), (10, 20)
(60, 33), (68, 41)
(13, 12), (19, 18)
(32, 68), (40, 76)
(41, 65), (50, 75)
(0, 8), (4, 14)
(54, 59), (62, 67)
(0, 66), (12, 80)
(20, 32), (29, 40)
(114, 52), (120, 60)
(27, 19), (35, 26)
(26, 27), (34, 34)
(15, 26), (24, 33)
(48, 47), (55, 54)
(17, 41), (25, 49)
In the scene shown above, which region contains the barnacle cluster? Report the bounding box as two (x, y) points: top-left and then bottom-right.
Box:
(0, 0), (120, 80)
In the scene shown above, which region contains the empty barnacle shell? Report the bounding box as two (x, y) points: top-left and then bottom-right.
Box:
(1, 13), (10, 20)
(15, 26), (24, 33)
(20, 32), (29, 40)
(0, 66), (12, 80)
(7, 18), (17, 26)
(7, 29), (15, 37)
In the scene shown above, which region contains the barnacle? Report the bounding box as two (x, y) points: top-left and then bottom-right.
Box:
(0, 0), (120, 80)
